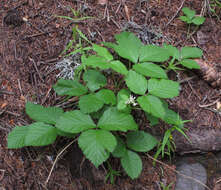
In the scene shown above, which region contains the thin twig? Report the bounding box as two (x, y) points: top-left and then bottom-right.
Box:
(146, 154), (211, 190)
(45, 139), (77, 185)
(17, 79), (23, 97)
(199, 99), (219, 108)
(0, 169), (5, 181)
(0, 125), (10, 132)
(29, 57), (44, 82)
(165, 0), (186, 27)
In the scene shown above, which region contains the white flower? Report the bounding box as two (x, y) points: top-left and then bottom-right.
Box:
(125, 95), (138, 106)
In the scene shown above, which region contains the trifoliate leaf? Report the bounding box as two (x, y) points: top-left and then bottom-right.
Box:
(92, 44), (113, 61)
(139, 45), (170, 62)
(109, 60), (128, 75)
(53, 79), (88, 96)
(98, 107), (138, 132)
(192, 16), (205, 25)
(125, 70), (147, 95)
(133, 62), (167, 79)
(83, 69), (107, 92)
(179, 16), (191, 23)
(137, 95), (165, 118)
(7, 126), (28, 148)
(148, 78), (180, 98)
(78, 129), (117, 167)
(95, 89), (116, 105)
(112, 136), (127, 158)
(117, 89), (131, 113)
(180, 47), (203, 59)
(82, 55), (110, 69)
(126, 131), (158, 152)
(179, 59), (200, 69)
(79, 94), (104, 113)
(25, 122), (57, 146)
(56, 110), (96, 133)
(26, 102), (64, 125)
(120, 150), (142, 179)
(107, 31), (143, 63)
(182, 7), (195, 19)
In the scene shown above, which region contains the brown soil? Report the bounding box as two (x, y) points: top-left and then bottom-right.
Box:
(0, 0), (221, 189)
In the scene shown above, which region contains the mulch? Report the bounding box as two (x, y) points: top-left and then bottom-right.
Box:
(0, 0), (221, 189)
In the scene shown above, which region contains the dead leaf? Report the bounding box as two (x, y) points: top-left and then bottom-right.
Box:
(124, 4), (130, 21)
(1, 102), (8, 109)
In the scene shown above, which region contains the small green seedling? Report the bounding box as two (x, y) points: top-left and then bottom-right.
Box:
(55, 6), (92, 23)
(7, 31), (203, 180)
(179, 7), (205, 26)
(160, 182), (174, 190)
(105, 162), (121, 184)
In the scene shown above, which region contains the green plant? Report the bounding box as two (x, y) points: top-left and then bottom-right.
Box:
(179, 7), (205, 25)
(207, 0), (221, 19)
(105, 161), (121, 184)
(160, 182), (174, 190)
(56, 6), (93, 57)
(7, 31), (203, 179)
(56, 6), (92, 23)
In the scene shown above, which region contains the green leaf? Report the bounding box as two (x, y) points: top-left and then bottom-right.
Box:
(56, 129), (76, 138)
(162, 108), (184, 127)
(180, 47), (203, 59)
(78, 129), (117, 167)
(92, 44), (113, 61)
(179, 16), (191, 23)
(192, 16), (205, 25)
(82, 55), (110, 69)
(148, 78), (180, 98)
(56, 110), (96, 133)
(137, 95), (165, 118)
(120, 150), (142, 179)
(25, 102), (64, 125)
(117, 89), (131, 113)
(145, 112), (159, 126)
(179, 59), (200, 69)
(83, 69), (107, 92)
(7, 126), (28, 148)
(98, 107), (138, 132)
(139, 45), (170, 62)
(112, 136), (127, 158)
(53, 79), (88, 96)
(25, 122), (57, 146)
(95, 89), (116, 105)
(182, 7), (195, 19)
(127, 131), (158, 152)
(125, 70), (147, 95)
(163, 44), (180, 60)
(79, 94), (104, 113)
(108, 31), (143, 63)
(133, 62), (167, 79)
(109, 60), (128, 75)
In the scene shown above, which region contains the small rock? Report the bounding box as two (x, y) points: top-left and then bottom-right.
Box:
(175, 161), (207, 190)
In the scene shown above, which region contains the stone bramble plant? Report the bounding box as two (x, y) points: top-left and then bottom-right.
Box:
(7, 31), (203, 179)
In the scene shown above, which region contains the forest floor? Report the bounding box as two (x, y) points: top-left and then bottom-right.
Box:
(0, 0), (221, 189)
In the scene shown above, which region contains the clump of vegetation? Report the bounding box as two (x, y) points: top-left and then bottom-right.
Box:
(179, 7), (205, 26)
(7, 31), (203, 179)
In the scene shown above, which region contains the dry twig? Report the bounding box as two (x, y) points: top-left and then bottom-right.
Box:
(45, 139), (77, 185)
(165, 0), (186, 27)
